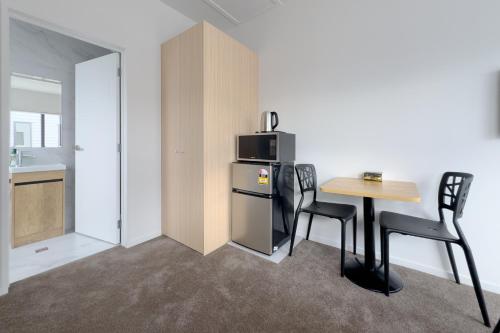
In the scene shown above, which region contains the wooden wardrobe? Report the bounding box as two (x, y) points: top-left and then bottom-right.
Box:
(161, 22), (259, 255)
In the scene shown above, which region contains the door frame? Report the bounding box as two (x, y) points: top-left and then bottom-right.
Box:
(0, 5), (128, 295)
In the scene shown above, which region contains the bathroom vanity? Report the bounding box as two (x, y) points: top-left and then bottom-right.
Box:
(10, 164), (66, 248)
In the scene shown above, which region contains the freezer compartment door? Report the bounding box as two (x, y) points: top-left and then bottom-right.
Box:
(231, 191), (273, 255)
(232, 163), (272, 194)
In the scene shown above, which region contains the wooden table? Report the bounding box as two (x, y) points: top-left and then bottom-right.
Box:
(321, 177), (420, 293)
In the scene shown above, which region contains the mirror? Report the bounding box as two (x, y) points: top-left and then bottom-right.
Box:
(10, 73), (62, 148)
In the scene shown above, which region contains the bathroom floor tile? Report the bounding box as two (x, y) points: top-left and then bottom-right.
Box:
(9, 233), (115, 283)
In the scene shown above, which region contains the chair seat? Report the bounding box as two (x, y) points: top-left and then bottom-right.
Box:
(380, 211), (459, 242)
(302, 201), (356, 220)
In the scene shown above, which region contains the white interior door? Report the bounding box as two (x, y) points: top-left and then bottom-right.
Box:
(75, 53), (120, 244)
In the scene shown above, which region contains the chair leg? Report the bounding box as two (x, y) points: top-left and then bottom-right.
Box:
(493, 317), (500, 333)
(445, 242), (460, 284)
(306, 214), (314, 240)
(341, 220), (346, 277)
(461, 244), (491, 327)
(352, 214), (357, 255)
(380, 225), (385, 265)
(288, 211), (301, 256)
(383, 229), (390, 296)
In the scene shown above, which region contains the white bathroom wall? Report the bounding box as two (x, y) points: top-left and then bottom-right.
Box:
(0, 0), (194, 294)
(230, 0), (500, 293)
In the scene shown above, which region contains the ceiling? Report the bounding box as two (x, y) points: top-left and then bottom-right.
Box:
(161, 0), (286, 31)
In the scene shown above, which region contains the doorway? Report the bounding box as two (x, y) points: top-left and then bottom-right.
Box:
(8, 18), (122, 283)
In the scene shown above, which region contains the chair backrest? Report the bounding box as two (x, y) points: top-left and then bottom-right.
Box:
(295, 164), (317, 196)
(438, 172), (474, 220)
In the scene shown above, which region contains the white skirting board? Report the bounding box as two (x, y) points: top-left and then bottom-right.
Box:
(228, 236), (303, 264)
(124, 231), (162, 249)
(305, 232), (500, 295)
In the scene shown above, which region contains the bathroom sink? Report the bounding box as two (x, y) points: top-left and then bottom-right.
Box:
(9, 163), (66, 174)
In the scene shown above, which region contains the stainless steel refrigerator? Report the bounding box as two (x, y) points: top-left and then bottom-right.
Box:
(231, 161), (295, 255)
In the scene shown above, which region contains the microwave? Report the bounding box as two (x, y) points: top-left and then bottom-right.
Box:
(236, 132), (295, 162)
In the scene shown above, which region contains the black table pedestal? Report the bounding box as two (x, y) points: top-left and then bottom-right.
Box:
(344, 258), (403, 293)
(344, 196), (403, 293)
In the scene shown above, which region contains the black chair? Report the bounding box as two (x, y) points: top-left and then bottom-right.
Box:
(289, 164), (357, 277)
(380, 172), (490, 327)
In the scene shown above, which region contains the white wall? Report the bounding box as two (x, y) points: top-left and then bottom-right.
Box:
(0, 0), (193, 294)
(230, 0), (500, 293)
(0, 0), (10, 295)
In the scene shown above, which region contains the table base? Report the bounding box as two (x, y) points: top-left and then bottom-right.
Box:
(344, 258), (403, 294)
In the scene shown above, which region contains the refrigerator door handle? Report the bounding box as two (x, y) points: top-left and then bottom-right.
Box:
(232, 188), (274, 199)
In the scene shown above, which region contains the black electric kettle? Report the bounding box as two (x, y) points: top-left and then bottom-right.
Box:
(260, 111), (279, 132)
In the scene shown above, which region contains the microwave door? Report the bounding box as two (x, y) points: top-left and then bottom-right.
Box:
(232, 163), (273, 195)
(238, 134), (277, 162)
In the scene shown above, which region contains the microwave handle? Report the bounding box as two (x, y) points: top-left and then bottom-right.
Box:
(271, 112), (279, 130)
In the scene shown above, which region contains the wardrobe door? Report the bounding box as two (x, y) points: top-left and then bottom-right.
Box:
(162, 22), (258, 255)
(202, 22), (259, 254)
(162, 24), (204, 253)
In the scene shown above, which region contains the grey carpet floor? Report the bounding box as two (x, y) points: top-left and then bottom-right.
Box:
(0, 237), (499, 333)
